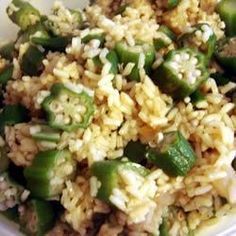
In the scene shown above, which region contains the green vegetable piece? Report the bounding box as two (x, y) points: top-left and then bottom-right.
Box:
(20, 44), (44, 76)
(91, 160), (149, 204)
(0, 104), (29, 133)
(215, 37), (236, 76)
(0, 172), (25, 211)
(1, 207), (19, 223)
(115, 3), (130, 15)
(24, 149), (76, 199)
(178, 23), (216, 62)
(0, 147), (9, 173)
(154, 25), (176, 51)
(30, 125), (60, 142)
(188, 229), (195, 236)
(151, 48), (209, 100)
(164, 0), (181, 9)
(190, 89), (206, 105)
(159, 218), (169, 236)
(17, 22), (50, 44)
(124, 140), (147, 163)
(70, 9), (83, 26)
(81, 33), (105, 46)
(115, 41), (155, 81)
(42, 83), (95, 132)
(146, 131), (197, 176)
(93, 50), (119, 74)
(19, 199), (55, 236)
(6, 0), (41, 31)
(0, 65), (13, 85)
(211, 72), (231, 86)
(217, 0), (236, 37)
(0, 42), (15, 60)
(159, 25), (176, 41)
(31, 36), (71, 51)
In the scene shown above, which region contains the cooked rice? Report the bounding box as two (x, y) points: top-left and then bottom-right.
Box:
(1, 0), (236, 235)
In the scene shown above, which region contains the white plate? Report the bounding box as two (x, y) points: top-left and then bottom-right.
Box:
(0, 0), (236, 235)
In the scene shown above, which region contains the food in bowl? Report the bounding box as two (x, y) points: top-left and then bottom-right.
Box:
(0, 0), (236, 235)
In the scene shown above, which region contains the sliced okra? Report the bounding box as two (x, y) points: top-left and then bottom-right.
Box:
(24, 149), (76, 199)
(0, 42), (15, 60)
(151, 48), (209, 100)
(0, 104), (29, 133)
(217, 0), (236, 37)
(6, 0), (41, 31)
(19, 199), (55, 236)
(91, 160), (149, 205)
(115, 41), (155, 81)
(20, 44), (44, 76)
(31, 36), (71, 52)
(93, 50), (119, 74)
(0, 65), (13, 85)
(146, 131), (197, 176)
(154, 25), (176, 51)
(178, 23), (216, 62)
(42, 83), (95, 132)
(30, 125), (60, 142)
(215, 37), (236, 76)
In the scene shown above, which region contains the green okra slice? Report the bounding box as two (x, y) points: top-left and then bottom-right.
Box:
(30, 125), (60, 142)
(159, 217), (170, 236)
(20, 44), (44, 76)
(45, 9), (83, 36)
(6, 0), (41, 31)
(115, 3), (130, 15)
(0, 42), (15, 60)
(178, 23), (216, 62)
(19, 199), (55, 236)
(0, 146), (9, 173)
(0, 172), (27, 211)
(124, 140), (147, 164)
(210, 72), (231, 86)
(91, 160), (149, 205)
(217, 0), (236, 37)
(190, 89), (206, 105)
(42, 83), (95, 132)
(154, 25), (176, 51)
(31, 36), (71, 52)
(93, 50), (119, 74)
(151, 47), (209, 100)
(215, 37), (236, 76)
(0, 104), (29, 133)
(24, 149), (76, 199)
(0, 65), (13, 85)
(82, 32), (105, 46)
(70, 9), (83, 26)
(163, 0), (181, 9)
(17, 22), (50, 44)
(1, 206), (19, 223)
(146, 131), (197, 176)
(115, 41), (155, 81)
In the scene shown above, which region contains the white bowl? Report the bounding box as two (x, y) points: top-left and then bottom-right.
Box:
(0, 1), (236, 235)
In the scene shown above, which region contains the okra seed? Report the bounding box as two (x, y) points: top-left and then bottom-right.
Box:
(74, 114), (82, 122)
(55, 114), (64, 123)
(173, 54), (181, 61)
(59, 94), (69, 102)
(182, 53), (190, 61)
(64, 116), (71, 125)
(178, 73), (183, 79)
(192, 58), (198, 65)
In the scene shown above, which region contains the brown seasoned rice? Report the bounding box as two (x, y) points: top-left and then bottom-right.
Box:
(1, 0), (236, 235)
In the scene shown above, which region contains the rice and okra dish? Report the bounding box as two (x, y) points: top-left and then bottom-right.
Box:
(0, 0), (236, 235)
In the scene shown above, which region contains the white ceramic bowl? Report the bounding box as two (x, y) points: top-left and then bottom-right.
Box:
(0, 1), (236, 235)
